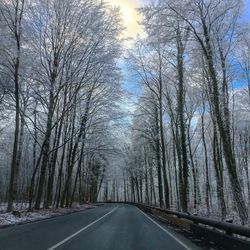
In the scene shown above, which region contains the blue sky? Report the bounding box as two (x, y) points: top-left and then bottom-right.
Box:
(244, 0), (250, 20)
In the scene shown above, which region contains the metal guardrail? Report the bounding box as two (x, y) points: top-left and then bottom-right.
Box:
(132, 202), (250, 238)
(101, 202), (250, 239)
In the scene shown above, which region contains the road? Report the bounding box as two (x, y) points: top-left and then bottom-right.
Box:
(0, 204), (201, 250)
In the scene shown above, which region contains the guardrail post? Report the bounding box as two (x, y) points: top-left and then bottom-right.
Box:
(225, 219), (233, 236)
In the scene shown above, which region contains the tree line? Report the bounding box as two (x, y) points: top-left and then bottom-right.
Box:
(0, 0), (124, 211)
(120, 0), (250, 225)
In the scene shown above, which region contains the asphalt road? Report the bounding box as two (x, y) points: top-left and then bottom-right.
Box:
(0, 204), (201, 250)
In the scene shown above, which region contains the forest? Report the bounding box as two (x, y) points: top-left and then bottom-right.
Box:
(0, 0), (250, 226)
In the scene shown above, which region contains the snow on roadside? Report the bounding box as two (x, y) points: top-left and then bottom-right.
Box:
(0, 204), (96, 227)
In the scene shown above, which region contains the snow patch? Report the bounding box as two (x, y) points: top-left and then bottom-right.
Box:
(0, 204), (96, 227)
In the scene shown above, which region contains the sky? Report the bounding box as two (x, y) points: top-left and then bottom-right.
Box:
(106, 0), (146, 100)
(107, 0), (145, 38)
(244, 0), (250, 20)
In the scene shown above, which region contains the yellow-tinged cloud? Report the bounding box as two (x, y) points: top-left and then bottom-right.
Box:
(107, 0), (143, 38)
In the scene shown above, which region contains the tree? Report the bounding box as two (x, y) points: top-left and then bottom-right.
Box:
(0, 0), (25, 212)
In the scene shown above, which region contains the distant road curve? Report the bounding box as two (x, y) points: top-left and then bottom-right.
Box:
(0, 204), (200, 250)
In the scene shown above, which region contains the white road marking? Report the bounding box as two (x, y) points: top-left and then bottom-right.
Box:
(136, 207), (193, 250)
(46, 206), (118, 250)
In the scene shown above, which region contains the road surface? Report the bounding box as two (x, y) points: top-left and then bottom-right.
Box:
(0, 204), (201, 250)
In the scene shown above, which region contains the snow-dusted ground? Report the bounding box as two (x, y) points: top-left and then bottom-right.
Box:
(0, 203), (96, 227)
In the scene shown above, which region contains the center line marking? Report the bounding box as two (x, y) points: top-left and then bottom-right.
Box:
(46, 206), (117, 250)
(136, 207), (193, 250)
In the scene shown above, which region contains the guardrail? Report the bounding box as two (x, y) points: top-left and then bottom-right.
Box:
(101, 201), (250, 250)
